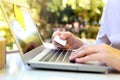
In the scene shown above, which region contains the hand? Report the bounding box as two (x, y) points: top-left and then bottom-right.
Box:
(52, 31), (83, 49)
(69, 44), (120, 71)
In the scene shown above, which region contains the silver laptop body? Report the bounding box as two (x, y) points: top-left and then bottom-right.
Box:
(0, 0), (108, 73)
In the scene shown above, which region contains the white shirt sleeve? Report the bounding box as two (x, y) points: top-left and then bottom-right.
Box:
(96, 0), (111, 45)
(96, 0), (120, 49)
(96, 25), (111, 45)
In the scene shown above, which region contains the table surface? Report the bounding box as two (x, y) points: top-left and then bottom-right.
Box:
(0, 43), (120, 80)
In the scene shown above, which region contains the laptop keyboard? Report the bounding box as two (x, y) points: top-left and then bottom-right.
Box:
(39, 49), (72, 63)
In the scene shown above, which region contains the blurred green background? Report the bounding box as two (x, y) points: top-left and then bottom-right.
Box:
(0, 0), (107, 50)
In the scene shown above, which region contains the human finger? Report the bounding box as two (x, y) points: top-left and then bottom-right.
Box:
(69, 45), (99, 60)
(60, 31), (73, 40)
(52, 31), (61, 39)
(75, 54), (99, 63)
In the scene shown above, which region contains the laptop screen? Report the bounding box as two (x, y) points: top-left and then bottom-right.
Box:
(1, 1), (43, 54)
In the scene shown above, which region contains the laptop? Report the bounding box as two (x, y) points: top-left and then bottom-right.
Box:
(0, 0), (108, 73)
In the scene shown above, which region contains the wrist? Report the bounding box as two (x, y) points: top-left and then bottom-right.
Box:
(72, 37), (84, 49)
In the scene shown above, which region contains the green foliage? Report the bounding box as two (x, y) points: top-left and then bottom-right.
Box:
(47, 0), (103, 23)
